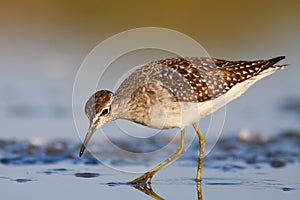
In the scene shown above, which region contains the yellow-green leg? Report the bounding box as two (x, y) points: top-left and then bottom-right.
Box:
(129, 129), (185, 184)
(192, 123), (205, 182)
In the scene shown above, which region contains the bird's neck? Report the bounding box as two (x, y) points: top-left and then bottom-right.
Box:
(110, 95), (129, 120)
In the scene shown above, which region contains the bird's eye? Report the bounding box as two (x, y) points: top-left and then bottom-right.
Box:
(100, 108), (109, 116)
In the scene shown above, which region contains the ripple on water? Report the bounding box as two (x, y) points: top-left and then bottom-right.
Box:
(14, 178), (33, 183)
(42, 168), (69, 175)
(204, 178), (246, 186)
(74, 172), (100, 178)
(106, 182), (126, 187)
(282, 187), (296, 191)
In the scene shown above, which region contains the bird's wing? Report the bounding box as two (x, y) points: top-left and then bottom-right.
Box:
(151, 56), (286, 102)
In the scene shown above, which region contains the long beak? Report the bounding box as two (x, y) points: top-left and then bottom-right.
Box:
(79, 124), (97, 157)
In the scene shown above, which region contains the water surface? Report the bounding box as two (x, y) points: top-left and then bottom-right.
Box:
(0, 132), (299, 199)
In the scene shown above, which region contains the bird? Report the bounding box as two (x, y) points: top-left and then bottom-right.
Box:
(78, 55), (286, 184)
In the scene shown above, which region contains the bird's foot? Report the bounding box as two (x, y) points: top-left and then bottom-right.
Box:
(129, 172), (154, 185)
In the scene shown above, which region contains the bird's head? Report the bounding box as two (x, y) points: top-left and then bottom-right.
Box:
(79, 90), (114, 157)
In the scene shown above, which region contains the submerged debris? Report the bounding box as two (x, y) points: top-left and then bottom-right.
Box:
(202, 130), (300, 170)
(0, 131), (299, 170)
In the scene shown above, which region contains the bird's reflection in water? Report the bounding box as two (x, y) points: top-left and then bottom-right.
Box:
(197, 182), (203, 200)
(131, 182), (163, 200)
(129, 181), (203, 200)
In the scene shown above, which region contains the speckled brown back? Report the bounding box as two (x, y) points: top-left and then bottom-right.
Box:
(148, 56), (286, 102)
(114, 56), (286, 106)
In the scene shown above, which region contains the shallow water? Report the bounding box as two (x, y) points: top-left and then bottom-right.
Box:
(0, 162), (299, 199)
(0, 132), (299, 199)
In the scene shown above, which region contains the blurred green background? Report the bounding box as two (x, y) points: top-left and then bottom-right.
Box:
(1, 0), (299, 57)
(0, 0), (299, 139)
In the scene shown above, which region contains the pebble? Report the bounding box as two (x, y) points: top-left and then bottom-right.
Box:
(270, 160), (286, 168)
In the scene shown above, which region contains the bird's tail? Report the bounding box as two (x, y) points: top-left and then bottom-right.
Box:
(267, 56), (288, 69)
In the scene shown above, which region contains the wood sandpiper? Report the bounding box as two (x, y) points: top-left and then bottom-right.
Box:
(79, 56), (286, 184)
